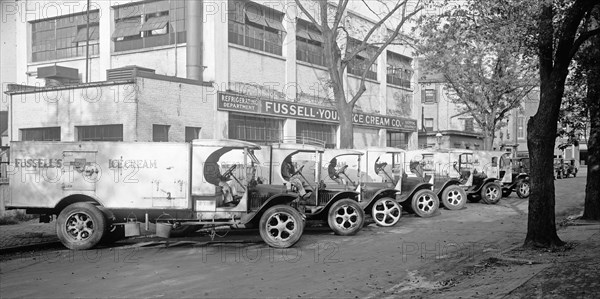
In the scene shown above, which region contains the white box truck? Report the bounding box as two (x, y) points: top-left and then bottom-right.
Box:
(5, 140), (304, 250)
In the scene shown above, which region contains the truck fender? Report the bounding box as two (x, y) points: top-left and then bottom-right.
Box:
(364, 188), (399, 212)
(436, 179), (461, 198)
(516, 174), (529, 181)
(399, 183), (434, 204)
(242, 194), (298, 226)
(473, 178), (500, 193)
(310, 191), (360, 219)
(53, 194), (103, 215)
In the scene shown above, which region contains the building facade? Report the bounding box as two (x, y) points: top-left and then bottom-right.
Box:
(418, 73), (484, 150)
(2, 0), (420, 149)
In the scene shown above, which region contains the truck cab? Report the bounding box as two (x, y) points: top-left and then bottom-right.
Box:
(255, 143), (365, 236)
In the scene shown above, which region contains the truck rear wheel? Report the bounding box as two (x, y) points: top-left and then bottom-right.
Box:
(328, 199), (364, 236)
(259, 205), (303, 248)
(441, 185), (467, 210)
(371, 197), (402, 227)
(57, 202), (106, 250)
(481, 182), (502, 204)
(411, 189), (439, 217)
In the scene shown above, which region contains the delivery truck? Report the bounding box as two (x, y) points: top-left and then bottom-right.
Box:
(5, 140), (305, 250)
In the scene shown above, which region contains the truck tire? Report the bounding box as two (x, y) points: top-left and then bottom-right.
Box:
(328, 198), (364, 236)
(441, 185), (467, 210)
(411, 189), (439, 217)
(259, 205), (304, 248)
(371, 197), (402, 227)
(56, 202), (107, 250)
(516, 180), (530, 198)
(481, 182), (502, 205)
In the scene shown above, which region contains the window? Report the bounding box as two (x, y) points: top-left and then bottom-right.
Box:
(297, 121), (337, 148)
(228, 0), (286, 56)
(113, 0), (186, 52)
(464, 118), (474, 132)
(422, 89), (436, 103)
(517, 117), (525, 139)
(153, 125), (170, 142)
(31, 11), (100, 62)
(346, 37), (378, 80)
(387, 51), (413, 88)
(229, 113), (283, 143)
(185, 127), (201, 142)
(387, 132), (408, 149)
(424, 118), (434, 131)
(21, 127), (61, 141)
(296, 19), (325, 66)
(77, 125), (123, 141)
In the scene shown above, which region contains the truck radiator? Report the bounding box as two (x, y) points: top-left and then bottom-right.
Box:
(249, 193), (270, 210)
(318, 191), (335, 206)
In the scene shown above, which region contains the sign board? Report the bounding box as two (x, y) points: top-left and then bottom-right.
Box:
(217, 92), (417, 132)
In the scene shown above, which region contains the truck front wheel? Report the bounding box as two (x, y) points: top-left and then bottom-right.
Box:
(57, 202), (106, 250)
(441, 185), (467, 210)
(259, 205), (304, 248)
(328, 199), (365, 236)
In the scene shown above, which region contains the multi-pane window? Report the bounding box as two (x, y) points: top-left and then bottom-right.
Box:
(153, 125), (170, 142)
(228, 0), (286, 56)
(21, 127), (61, 141)
(387, 51), (413, 88)
(517, 117), (525, 139)
(229, 114), (283, 143)
(296, 19), (325, 66)
(424, 118), (434, 131)
(297, 121), (337, 148)
(422, 88), (436, 103)
(77, 125), (123, 141)
(31, 11), (100, 62)
(185, 127), (201, 142)
(387, 132), (408, 149)
(113, 0), (186, 52)
(464, 118), (474, 132)
(346, 37), (378, 80)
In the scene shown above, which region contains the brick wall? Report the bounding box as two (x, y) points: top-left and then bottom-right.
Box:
(9, 83), (138, 141)
(136, 77), (217, 142)
(229, 47), (286, 89)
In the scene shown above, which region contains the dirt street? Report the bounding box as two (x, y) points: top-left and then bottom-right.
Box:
(0, 174), (590, 298)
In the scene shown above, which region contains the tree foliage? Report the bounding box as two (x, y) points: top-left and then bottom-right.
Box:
(416, 0), (538, 150)
(295, 0), (424, 148)
(558, 62), (589, 150)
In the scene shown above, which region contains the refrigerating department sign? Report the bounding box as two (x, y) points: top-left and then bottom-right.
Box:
(217, 92), (417, 131)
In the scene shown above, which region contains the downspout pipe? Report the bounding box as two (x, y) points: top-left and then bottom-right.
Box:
(186, 0), (203, 82)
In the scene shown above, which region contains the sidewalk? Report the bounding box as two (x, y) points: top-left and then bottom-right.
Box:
(0, 219), (59, 252)
(390, 218), (600, 298)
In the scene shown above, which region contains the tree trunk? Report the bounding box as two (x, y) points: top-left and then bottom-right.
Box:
(338, 102), (354, 149)
(523, 2), (567, 249)
(526, 114), (564, 247)
(483, 129), (494, 150)
(582, 34), (600, 220)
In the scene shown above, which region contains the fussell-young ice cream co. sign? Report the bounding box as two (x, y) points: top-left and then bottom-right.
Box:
(217, 92), (417, 131)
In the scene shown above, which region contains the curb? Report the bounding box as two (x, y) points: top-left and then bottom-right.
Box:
(0, 241), (63, 255)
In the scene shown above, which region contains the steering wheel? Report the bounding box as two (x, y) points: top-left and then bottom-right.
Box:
(222, 164), (237, 179)
(293, 164), (305, 176)
(335, 165), (348, 176)
(375, 161), (388, 172)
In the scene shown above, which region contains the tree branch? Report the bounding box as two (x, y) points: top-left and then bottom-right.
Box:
(295, 0), (322, 31)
